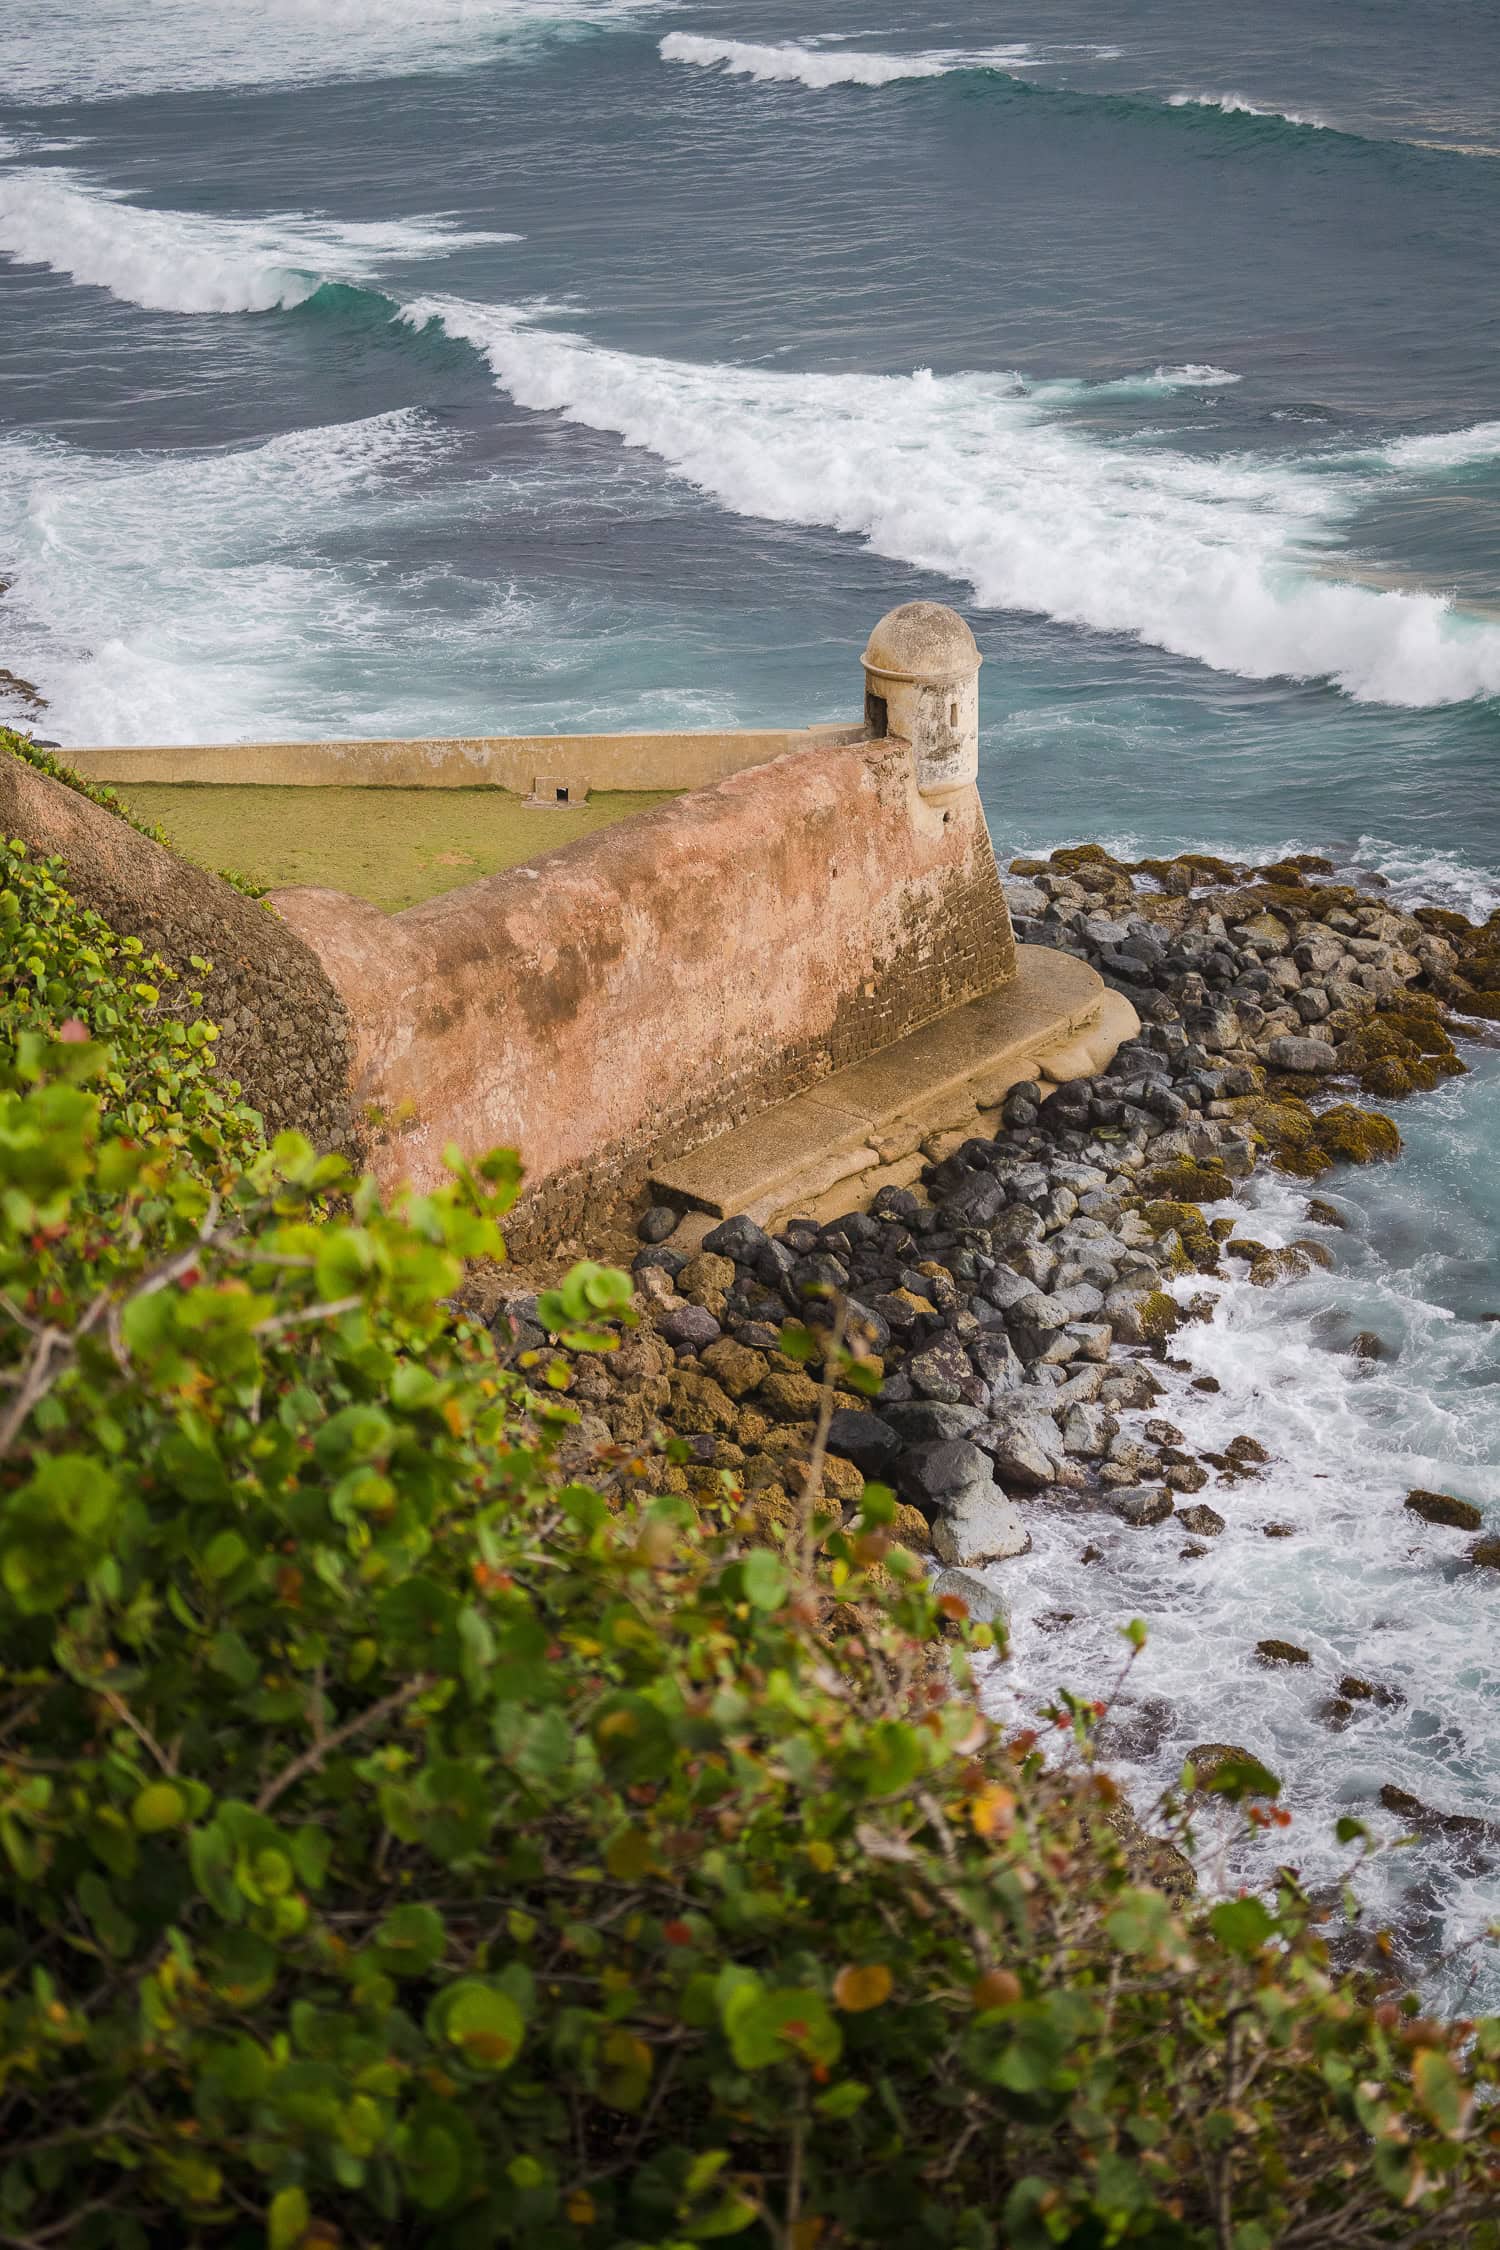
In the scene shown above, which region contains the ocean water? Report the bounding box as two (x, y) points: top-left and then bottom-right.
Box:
(3, 0), (1498, 1981)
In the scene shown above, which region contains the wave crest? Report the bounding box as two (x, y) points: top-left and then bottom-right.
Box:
(404, 297), (1500, 710)
(659, 32), (1037, 89)
(0, 170), (517, 315)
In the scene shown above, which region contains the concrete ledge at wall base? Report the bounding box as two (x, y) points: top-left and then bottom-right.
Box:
(59, 722), (867, 797)
(648, 953), (1136, 1225)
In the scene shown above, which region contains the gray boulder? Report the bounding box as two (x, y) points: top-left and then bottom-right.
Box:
(932, 1485), (1030, 1566)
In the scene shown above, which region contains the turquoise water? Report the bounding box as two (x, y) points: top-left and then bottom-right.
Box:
(2, 0), (1499, 1979)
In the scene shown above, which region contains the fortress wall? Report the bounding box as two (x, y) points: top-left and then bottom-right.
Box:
(0, 756), (360, 1157)
(271, 733), (1017, 1235)
(61, 721), (866, 796)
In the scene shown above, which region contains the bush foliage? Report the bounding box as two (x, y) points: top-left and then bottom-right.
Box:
(2, 836), (1499, 2249)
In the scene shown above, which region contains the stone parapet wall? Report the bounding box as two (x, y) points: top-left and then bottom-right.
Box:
(61, 722), (866, 797)
(273, 734), (1017, 1233)
(0, 756), (360, 1158)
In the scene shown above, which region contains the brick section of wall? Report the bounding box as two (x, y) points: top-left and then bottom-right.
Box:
(275, 737), (1016, 1242)
(1, 755), (360, 1157)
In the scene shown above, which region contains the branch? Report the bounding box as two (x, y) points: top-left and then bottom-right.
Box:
(255, 1676), (429, 1814)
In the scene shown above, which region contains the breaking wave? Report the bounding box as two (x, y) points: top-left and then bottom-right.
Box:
(402, 297), (1500, 708)
(5, 0), (670, 102)
(659, 32), (1037, 89)
(0, 168), (516, 314)
(1378, 421), (1500, 473)
(1167, 90), (1331, 129)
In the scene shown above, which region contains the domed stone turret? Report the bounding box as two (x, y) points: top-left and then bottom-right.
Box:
(861, 600), (981, 800)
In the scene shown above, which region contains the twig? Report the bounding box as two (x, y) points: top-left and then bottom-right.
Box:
(255, 1675), (429, 1813)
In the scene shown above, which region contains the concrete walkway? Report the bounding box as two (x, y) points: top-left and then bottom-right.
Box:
(651, 946), (1132, 1224)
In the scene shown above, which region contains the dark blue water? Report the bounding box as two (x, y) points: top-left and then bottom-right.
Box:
(4, 0), (1500, 1978)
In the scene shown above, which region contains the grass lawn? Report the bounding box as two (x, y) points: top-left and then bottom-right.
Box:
(115, 784), (677, 913)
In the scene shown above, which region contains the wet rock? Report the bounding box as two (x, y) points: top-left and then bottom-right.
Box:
(1315, 1103), (1401, 1165)
(1190, 1374), (1221, 1392)
(1262, 1522), (1296, 1538)
(1339, 1674), (1404, 1709)
(1145, 1418), (1185, 1446)
(1256, 1638), (1310, 1666)
(1185, 1743), (1275, 1794)
(1096, 1695), (1176, 1763)
(638, 1203), (680, 1244)
(1404, 1488), (1483, 1532)
(931, 1484), (1031, 1566)
(1110, 1485), (1174, 1527)
(1226, 1434), (1269, 1467)
(1104, 1285), (1183, 1345)
(1320, 1696), (1355, 1730)
(1101, 1364), (1165, 1409)
(931, 1565), (1006, 1625)
(1164, 1460), (1209, 1493)
(1469, 1536), (1500, 1571)
(1176, 1503), (1225, 1537)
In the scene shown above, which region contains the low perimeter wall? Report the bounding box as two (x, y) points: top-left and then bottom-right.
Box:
(273, 734), (1017, 1238)
(62, 722), (866, 797)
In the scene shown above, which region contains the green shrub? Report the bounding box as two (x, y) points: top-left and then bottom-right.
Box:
(1, 857), (1498, 2249)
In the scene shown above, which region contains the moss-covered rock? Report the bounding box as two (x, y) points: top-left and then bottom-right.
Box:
(1405, 1488), (1483, 1532)
(1138, 1198), (1221, 1271)
(1185, 1743), (1277, 1795)
(1138, 1155), (1235, 1204)
(1256, 1639), (1311, 1667)
(1315, 1103), (1401, 1164)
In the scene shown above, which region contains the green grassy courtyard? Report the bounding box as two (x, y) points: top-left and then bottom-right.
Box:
(115, 783), (676, 912)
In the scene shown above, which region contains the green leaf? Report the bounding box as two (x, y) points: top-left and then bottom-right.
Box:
(267, 2185), (308, 2250)
(741, 1549), (790, 1612)
(373, 1904), (447, 1979)
(437, 1981), (525, 2074)
(1412, 2046), (1470, 2137)
(203, 1530), (249, 1580)
(132, 1782), (188, 1834)
(1208, 1897), (1275, 1957)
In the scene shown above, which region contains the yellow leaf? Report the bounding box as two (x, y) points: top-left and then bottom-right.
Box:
(968, 1784), (1016, 1839)
(565, 2190), (597, 2226)
(832, 1962), (892, 2013)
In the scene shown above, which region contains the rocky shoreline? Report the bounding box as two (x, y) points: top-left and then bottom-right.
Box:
(485, 842), (1498, 1787)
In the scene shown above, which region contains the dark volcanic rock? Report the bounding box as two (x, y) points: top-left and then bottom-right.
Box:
(824, 1408), (901, 1481)
(1405, 1488), (1483, 1532)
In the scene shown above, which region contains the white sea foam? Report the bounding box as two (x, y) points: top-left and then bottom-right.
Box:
(0, 415), (456, 742)
(0, 170), (517, 314)
(659, 32), (1036, 88)
(5, 0), (666, 102)
(1379, 421), (1500, 472)
(988, 1051), (1500, 1996)
(405, 298), (1500, 708)
(1167, 90), (1330, 129)
(1030, 363), (1242, 402)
